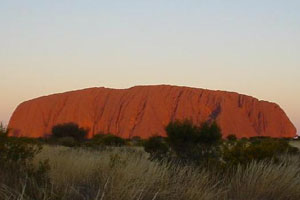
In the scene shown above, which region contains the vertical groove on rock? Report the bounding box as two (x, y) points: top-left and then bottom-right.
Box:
(39, 104), (50, 132)
(52, 95), (69, 125)
(209, 104), (222, 121)
(115, 92), (131, 136)
(130, 99), (148, 138)
(196, 91), (204, 123)
(96, 91), (112, 134)
(170, 90), (184, 121)
(91, 90), (105, 136)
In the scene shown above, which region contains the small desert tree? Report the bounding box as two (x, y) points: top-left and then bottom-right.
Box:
(51, 123), (88, 142)
(166, 120), (222, 164)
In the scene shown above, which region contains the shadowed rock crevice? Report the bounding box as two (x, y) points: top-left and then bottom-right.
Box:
(209, 104), (222, 121)
(130, 99), (148, 137)
(170, 90), (184, 122)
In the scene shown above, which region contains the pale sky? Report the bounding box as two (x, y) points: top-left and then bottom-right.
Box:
(1, 0), (299, 134)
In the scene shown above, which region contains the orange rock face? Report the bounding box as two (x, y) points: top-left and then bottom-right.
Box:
(8, 85), (297, 138)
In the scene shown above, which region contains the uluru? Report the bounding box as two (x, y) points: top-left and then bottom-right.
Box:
(8, 85), (297, 139)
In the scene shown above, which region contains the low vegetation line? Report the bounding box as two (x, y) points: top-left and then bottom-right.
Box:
(0, 121), (300, 200)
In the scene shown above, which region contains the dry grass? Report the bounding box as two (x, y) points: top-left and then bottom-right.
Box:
(226, 160), (300, 200)
(1, 145), (300, 200)
(33, 146), (224, 200)
(290, 140), (300, 150)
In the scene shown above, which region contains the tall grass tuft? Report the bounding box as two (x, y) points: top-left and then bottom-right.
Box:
(226, 160), (300, 200)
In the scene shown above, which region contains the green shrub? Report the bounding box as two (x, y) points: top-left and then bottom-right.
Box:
(91, 132), (106, 141)
(226, 134), (237, 141)
(166, 120), (222, 164)
(129, 136), (145, 146)
(0, 124), (40, 168)
(57, 136), (78, 147)
(103, 134), (126, 146)
(144, 136), (169, 160)
(0, 128), (50, 198)
(51, 123), (88, 142)
(0, 138), (41, 167)
(222, 138), (299, 166)
(91, 133), (126, 146)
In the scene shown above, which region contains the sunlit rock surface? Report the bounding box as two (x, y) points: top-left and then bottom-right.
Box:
(8, 85), (296, 138)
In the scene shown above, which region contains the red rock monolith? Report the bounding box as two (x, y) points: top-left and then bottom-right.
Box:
(8, 85), (297, 138)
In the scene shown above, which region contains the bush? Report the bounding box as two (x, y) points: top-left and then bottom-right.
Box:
(144, 136), (169, 160)
(0, 138), (41, 167)
(166, 120), (222, 164)
(57, 136), (78, 147)
(222, 137), (299, 166)
(0, 124), (40, 167)
(103, 134), (126, 146)
(226, 134), (237, 141)
(91, 133), (126, 146)
(51, 123), (88, 142)
(0, 127), (50, 198)
(129, 136), (145, 146)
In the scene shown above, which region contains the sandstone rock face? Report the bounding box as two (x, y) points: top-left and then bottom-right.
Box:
(8, 85), (297, 138)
